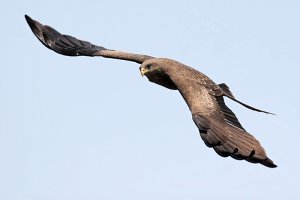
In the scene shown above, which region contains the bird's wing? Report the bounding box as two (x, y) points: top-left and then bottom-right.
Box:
(25, 15), (153, 64)
(193, 93), (276, 168)
(173, 70), (276, 168)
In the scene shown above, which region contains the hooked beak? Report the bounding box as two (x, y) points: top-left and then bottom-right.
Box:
(139, 67), (148, 77)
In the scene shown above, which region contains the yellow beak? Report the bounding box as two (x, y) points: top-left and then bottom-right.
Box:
(140, 67), (149, 77)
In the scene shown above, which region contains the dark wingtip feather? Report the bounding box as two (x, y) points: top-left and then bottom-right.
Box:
(24, 14), (31, 22)
(25, 15), (39, 36)
(25, 15), (53, 50)
(25, 15), (106, 56)
(25, 15), (40, 34)
(261, 158), (277, 168)
(24, 14), (30, 21)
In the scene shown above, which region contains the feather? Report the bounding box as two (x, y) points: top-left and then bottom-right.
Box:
(25, 15), (152, 63)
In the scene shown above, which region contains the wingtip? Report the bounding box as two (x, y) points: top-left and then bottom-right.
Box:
(24, 14), (45, 42)
(261, 158), (277, 168)
(24, 14), (32, 23)
(25, 15), (35, 27)
(24, 14), (36, 30)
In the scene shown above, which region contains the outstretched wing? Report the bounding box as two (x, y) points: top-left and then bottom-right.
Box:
(25, 15), (153, 64)
(173, 68), (276, 168)
(193, 97), (277, 168)
(192, 95), (276, 168)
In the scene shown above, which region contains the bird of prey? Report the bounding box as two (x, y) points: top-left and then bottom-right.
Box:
(25, 15), (277, 168)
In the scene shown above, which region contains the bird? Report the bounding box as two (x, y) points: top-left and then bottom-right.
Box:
(25, 15), (277, 168)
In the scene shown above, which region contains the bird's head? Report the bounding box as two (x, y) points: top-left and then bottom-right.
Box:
(139, 59), (162, 77)
(139, 58), (177, 90)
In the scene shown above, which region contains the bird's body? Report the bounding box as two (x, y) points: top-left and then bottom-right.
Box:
(141, 58), (219, 114)
(25, 15), (277, 168)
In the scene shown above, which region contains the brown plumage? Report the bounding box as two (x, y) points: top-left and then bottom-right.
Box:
(25, 15), (277, 168)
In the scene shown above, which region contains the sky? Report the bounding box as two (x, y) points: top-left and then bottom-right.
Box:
(1, 0), (300, 199)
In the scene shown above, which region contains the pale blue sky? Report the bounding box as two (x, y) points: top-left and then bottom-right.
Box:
(1, 0), (299, 199)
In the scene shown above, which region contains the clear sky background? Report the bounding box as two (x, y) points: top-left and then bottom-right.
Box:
(1, 0), (299, 199)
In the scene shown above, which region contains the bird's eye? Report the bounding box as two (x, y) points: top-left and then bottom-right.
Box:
(146, 64), (152, 69)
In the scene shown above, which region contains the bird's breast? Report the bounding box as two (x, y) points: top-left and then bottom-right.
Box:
(146, 71), (177, 90)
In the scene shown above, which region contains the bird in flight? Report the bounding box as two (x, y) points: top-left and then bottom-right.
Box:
(25, 15), (277, 168)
